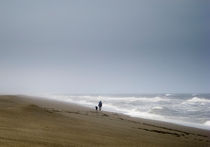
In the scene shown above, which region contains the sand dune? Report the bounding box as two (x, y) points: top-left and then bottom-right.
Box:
(0, 95), (209, 147)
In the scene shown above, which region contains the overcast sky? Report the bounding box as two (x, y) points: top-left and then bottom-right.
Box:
(0, 0), (209, 94)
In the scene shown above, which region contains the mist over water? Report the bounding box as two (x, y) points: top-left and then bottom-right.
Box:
(42, 93), (210, 130)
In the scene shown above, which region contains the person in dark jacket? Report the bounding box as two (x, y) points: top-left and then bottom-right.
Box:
(98, 101), (102, 111)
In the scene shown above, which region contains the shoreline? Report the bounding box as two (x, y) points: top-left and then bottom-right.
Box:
(35, 94), (210, 131)
(0, 95), (209, 146)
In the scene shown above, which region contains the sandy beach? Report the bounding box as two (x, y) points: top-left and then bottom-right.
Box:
(0, 95), (209, 147)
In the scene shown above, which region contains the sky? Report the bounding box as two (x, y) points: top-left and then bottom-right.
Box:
(0, 0), (209, 94)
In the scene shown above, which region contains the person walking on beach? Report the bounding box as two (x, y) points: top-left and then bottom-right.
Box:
(98, 101), (102, 111)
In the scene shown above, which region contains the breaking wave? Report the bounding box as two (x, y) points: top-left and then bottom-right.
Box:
(185, 97), (210, 103)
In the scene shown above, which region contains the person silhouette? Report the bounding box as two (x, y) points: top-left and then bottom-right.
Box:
(98, 101), (102, 111)
(95, 106), (98, 111)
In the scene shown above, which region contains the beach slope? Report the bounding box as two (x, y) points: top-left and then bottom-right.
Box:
(0, 95), (209, 147)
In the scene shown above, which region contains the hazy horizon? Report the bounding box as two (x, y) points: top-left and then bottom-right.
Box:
(0, 0), (209, 94)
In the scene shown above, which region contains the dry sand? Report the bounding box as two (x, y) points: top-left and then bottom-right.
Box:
(0, 95), (209, 147)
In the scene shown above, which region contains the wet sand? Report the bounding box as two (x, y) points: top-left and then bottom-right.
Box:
(0, 95), (209, 147)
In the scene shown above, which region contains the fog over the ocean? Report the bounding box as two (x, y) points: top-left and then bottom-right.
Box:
(0, 0), (209, 94)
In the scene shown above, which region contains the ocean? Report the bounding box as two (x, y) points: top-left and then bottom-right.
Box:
(43, 93), (210, 130)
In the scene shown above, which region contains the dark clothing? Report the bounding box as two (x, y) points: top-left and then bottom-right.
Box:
(98, 101), (102, 111)
(98, 101), (102, 107)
